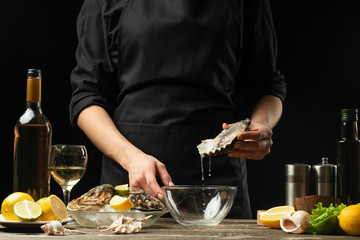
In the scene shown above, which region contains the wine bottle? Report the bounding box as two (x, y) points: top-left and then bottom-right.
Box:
(337, 109), (360, 205)
(13, 69), (52, 201)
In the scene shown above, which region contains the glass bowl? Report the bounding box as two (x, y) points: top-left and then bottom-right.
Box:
(68, 209), (168, 228)
(162, 185), (237, 226)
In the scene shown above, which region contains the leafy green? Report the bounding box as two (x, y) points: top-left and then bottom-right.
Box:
(309, 202), (347, 235)
(311, 202), (346, 225)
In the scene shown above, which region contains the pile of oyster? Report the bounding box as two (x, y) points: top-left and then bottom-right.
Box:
(67, 184), (166, 211)
(65, 184), (166, 234)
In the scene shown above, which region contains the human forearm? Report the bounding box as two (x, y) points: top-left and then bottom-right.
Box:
(76, 105), (173, 198)
(250, 95), (283, 129)
(76, 105), (141, 167)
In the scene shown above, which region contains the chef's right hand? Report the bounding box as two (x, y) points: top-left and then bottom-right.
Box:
(123, 150), (174, 200)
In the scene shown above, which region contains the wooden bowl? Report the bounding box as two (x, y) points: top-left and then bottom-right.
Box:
(295, 195), (341, 214)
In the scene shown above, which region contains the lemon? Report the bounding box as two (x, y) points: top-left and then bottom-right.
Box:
(110, 195), (134, 210)
(36, 195), (68, 221)
(338, 205), (360, 236)
(260, 206), (295, 228)
(14, 200), (42, 221)
(115, 184), (129, 196)
(1, 192), (34, 221)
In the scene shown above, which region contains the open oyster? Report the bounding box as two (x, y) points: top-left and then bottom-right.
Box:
(67, 184), (115, 211)
(197, 118), (251, 157)
(67, 184), (166, 211)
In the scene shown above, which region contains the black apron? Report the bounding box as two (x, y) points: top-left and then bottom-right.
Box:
(99, 0), (252, 219)
(101, 123), (251, 219)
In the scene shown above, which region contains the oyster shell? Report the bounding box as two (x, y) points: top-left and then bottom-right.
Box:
(67, 184), (115, 211)
(41, 220), (85, 235)
(98, 215), (152, 234)
(197, 118), (251, 157)
(126, 187), (166, 211)
(280, 211), (311, 234)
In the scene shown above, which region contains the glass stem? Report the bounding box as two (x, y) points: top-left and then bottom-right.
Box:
(63, 189), (71, 206)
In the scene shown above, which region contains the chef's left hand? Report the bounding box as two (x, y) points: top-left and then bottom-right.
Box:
(223, 121), (273, 160)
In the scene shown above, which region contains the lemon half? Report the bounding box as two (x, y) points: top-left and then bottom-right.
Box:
(260, 206), (295, 228)
(37, 195), (68, 221)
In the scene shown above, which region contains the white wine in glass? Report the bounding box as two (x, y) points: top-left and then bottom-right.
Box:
(49, 145), (87, 206)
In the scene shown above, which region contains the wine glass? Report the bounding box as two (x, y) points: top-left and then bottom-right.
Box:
(49, 144), (88, 206)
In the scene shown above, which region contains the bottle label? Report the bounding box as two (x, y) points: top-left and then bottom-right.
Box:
(26, 77), (41, 102)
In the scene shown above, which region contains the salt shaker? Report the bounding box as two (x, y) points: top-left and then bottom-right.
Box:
(285, 164), (311, 207)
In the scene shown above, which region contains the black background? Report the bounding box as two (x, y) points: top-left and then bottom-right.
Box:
(1, 1), (359, 218)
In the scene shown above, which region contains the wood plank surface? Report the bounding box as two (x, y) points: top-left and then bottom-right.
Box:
(0, 218), (357, 240)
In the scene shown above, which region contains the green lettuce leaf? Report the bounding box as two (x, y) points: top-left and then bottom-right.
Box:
(309, 202), (347, 234)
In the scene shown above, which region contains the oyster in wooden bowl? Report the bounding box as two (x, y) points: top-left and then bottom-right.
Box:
(67, 184), (168, 227)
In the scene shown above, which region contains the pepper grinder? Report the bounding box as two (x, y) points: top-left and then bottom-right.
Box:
(312, 157), (337, 197)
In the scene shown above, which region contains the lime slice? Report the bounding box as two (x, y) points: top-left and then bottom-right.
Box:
(14, 200), (42, 221)
(109, 195), (134, 210)
(115, 184), (129, 196)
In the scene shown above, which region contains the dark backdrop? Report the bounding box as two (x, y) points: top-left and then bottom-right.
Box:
(1, 1), (359, 218)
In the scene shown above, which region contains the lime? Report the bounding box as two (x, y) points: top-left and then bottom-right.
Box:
(1, 192), (34, 221)
(110, 195), (134, 210)
(36, 197), (47, 205)
(311, 215), (338, 235)
(115, 184), (129, 196)
(14, 200), (42, 221)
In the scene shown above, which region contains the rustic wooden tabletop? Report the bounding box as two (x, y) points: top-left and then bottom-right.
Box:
(0, 218), (358, 240)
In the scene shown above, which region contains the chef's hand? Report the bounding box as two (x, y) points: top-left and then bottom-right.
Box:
(76, 105), (174, 200)
(223, 121), (273, 160)
(125, 151), (175, 200)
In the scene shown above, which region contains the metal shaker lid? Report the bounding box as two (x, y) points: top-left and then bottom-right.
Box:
(313, 157), (336, 170)
(312, 157), (337, 181)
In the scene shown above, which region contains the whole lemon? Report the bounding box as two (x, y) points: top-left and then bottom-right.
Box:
(1, 192), (34, 221)
(338, 205), (360, 236)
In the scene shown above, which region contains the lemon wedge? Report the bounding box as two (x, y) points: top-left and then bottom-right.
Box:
(110, 195), (134, 210)
(260, 205), (295, 228)
(14, 200), (42, 221)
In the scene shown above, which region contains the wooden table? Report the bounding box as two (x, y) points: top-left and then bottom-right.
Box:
(0, 218), (358, 240)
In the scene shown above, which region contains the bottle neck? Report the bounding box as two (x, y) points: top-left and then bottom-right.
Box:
(341, 121), (358, 140)
(26, 102), (42, 112)
(26, 77), (41, 103)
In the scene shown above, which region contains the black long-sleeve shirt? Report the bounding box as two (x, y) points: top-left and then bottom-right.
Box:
(69, 0), (286, 126)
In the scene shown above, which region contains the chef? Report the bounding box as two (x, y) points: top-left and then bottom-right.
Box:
(69, 0), (286, 218)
